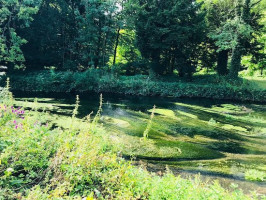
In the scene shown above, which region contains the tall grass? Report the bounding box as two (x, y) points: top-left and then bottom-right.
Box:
(0, 77), (13, 105)
(92, 93), (103, 125)
(72, 95), (80, 119)
(143, 105), (156, 140)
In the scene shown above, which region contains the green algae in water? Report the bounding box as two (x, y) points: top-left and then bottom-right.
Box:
(221, 124), (248, 132)
(176, 110), (198, 119)
(211, 104), (253, 114)
(120, 136), (224, 161)
(148, 108), (178, 119)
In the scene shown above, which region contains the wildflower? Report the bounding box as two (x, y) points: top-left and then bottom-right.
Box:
(15, 123), (23, 130)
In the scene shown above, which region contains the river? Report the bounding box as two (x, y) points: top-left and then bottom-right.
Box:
(13, 91), (266, 195)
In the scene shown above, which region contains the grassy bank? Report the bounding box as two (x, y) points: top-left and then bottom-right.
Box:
(0, 90), (263, 199)
(2, 70), (266, 102)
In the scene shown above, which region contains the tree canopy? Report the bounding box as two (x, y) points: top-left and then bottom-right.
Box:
(0, 0), (265, 78)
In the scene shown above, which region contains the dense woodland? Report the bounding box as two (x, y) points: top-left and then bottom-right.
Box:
(1, 1), (266, 199)
(0, 0), (265, 79)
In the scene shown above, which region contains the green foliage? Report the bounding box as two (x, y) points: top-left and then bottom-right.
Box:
(1, 0), (264, 80)
(0, 105), (62, 197)
(92, 94), (103, 124)
(1, 0), (266, 83)
(72, 95), (80, 120)
(18, 0), (77, 70)
(132, 0), (206, 77)
(74, 0), (120, 68)
(116, 30), (141, 63)
(210, 17), (252, 51)
(207, 0), (265, 78)
(4, 70), (266, 102)
(0, 0), (41, 69)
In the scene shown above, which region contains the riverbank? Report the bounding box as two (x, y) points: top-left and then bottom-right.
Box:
(1, 70), (266, 102)
(0, 94), (263, 199)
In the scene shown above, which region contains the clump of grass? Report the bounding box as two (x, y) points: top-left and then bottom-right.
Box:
(143, 105), (156, 140)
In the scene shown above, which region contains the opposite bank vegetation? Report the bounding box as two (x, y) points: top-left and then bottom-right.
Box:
(1, 70), (266, 102)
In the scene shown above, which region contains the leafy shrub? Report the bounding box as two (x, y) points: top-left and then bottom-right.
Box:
(0, 105), (63, 197)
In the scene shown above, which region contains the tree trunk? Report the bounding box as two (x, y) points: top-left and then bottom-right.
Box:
(230, 45), (242, 78)
(217, 50), (228, 75)
(113, 27), (120, 66)
(150, 49), (161, 75)
(95, 21), (103, 68)
(170, 54), (175, 74)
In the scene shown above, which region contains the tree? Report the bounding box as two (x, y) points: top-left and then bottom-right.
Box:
(209, 0), (264, 78)
(204, 0), (234, 75)
(0, 0), (41, 70)
(132, 0), (205, 78)
(18, 0), (78, 70)
(18, 0), (127, 71)
(73, 0), (121, 69)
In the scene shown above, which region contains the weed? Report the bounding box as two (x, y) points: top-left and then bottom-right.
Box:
(143, 105), (156, 140)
